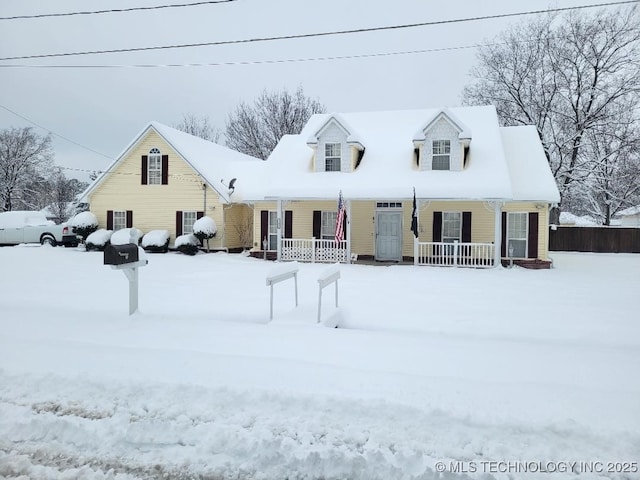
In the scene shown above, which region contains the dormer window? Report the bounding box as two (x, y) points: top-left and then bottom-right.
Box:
(325, 143), (341, 171)
(432, 140), (451, 170)
(148, 148), (162, 184)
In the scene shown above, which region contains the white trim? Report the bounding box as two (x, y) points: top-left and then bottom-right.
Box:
(506, 211), (529, 258)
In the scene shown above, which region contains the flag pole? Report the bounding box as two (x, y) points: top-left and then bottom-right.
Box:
(412, 187), (419, 265)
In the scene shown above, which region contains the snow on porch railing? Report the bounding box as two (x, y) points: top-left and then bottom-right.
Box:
(416, 241), (495, 268)
(281, 238), (348, 263)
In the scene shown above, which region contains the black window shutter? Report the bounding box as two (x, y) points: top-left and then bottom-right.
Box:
(141, 156), (148, 185)
(176, 211), (183, 237)
(432, 211), (442, 242)
(462, 212), (472, 242)
(312, 210), (321, 239)
(106, 210), (113, 230)
(528, 212), (539, 258)
(161, 155), (169, 185)
(260, 210), (268, 247)
(284, 210), (293, 239)
(197, 211), (204, 219)
(501, 212), (507, 257)
(126, 210), (133, 228)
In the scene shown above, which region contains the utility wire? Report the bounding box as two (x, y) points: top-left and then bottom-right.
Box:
(0, 104), (113, 160)
(0, 43), (482, 69)
(0, 0), (238, 21)
(0, 0), (637, 61)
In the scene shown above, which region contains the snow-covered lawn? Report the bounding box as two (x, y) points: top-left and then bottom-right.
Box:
(0, 246), (638, 480)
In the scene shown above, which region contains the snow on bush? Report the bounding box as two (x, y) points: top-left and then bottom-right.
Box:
(193, 216), (217, 252)
(110, 228), (143, 245)
(85, 229), (113, 251)
(193, 216), (217, 237)
(175, 233), (199, 256)
(70, 211), (98, 241)
(142, 230), (170, 253)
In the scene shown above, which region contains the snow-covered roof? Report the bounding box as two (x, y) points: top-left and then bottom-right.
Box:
(80, 122), (261, 203)
(307, 114), (364, 148)
(412, 109), (472, 142)
(241, 105), (558, 202)
(617, 205), (640, 217)
(500, 126), (560, 203)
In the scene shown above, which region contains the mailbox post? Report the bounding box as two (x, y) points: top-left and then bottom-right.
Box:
(104, 238), (148, 315)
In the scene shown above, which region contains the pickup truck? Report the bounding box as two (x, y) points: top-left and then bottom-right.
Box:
(0, 210), (79, 247)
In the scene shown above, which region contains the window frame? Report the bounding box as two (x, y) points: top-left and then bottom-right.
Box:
(320, 211), (337, 240)
(113, 210), (127, 231)
(442, 211), (461, 244)
(432, 140), (451, 170)
(507, 212), (528, 258)
(267, 211), (278, 250)
(324, 143), (341, 172)
(148, 148), (162, 185)
(182, 211), (197, 236)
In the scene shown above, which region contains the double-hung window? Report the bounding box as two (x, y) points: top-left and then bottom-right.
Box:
(267, 211), (278, 250)
(321, 211), (337, 240)
(182, 211), (197, 235)
(148, 148), (162, 185)
(507, 212), (527, 258)
(442, 212), (461, 243)
(432, 140), (451, 170)
(325, 143), (341, 172)
(113, 211), (127, 231)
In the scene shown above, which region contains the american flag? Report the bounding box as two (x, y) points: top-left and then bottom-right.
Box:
(335, 190), (346, 244)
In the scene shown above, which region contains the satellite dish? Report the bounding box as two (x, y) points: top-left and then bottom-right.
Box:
(228, 178), (237, 189)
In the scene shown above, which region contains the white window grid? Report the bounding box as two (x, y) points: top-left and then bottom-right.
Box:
(432, 140), (451, 170)
(507, 212), (528, 258)
(442, 212), (461, 243)
(321, 211), (337, 240)
(148, 148), (162, 185)
(325, 143), (341, 172)
(376, 202), (402, 208)
(113, 211), (126, 231)
(268, 211), (278, 250)
(183, 211), (197, 235)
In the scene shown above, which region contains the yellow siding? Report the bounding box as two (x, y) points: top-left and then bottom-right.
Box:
(503, 202), (551, 260)
(223, 204), (253, 250)
(89, 130), (228, 247)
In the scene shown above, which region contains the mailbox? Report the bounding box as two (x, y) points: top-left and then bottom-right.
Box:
(104, 244), (139, 266)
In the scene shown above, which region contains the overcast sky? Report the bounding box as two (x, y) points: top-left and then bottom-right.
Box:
(0, 0), (623, 181)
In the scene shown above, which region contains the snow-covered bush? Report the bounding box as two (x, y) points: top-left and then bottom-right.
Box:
(70, 211), (98, 242)
(175, 233), (199, 256)
(193, 216), (217, 252)
(142, 230), (170, 253)
(110, 228), (143, 245)
(85, 229), (113, 251)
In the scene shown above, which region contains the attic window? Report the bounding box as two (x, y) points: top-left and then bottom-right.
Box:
(432, 140), (450, 170)
(148, 148), (162, 184)
(325, 143), (341, 171)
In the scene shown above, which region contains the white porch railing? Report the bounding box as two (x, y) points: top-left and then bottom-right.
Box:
(416, 241), (495, 268)
(281, 238), (348, 263)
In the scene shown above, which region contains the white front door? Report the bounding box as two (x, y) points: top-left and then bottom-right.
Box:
(376, 211), (402, 261)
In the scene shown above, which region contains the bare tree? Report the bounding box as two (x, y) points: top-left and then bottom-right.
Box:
(463, 6), (640, 223)
(44, 168), (88, 223)
(225, 86), (325, 160)
(0, 127), (53, 211)
(173, 113), (221, 143)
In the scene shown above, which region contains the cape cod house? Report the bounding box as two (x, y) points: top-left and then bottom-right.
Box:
(80, 122), (260, 250)
(243, 105), (560, 268)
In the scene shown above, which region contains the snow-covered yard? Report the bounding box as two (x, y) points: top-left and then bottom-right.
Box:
(0, 246), (638, 480)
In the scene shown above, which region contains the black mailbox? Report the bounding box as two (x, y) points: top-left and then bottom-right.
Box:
(104, 244), (139, 266)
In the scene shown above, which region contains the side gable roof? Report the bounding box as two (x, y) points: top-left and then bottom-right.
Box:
(80, 122), (260, 203)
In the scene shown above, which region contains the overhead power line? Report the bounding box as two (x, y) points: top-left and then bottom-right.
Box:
(0, 0), (238, 21)
(0, 104), (113, 160)
(0, 0), (637, 62)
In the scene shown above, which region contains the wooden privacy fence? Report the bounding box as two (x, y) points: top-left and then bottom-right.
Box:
(549, 227), (640, 253)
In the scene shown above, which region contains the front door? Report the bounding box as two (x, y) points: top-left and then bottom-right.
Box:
(376, 211), (402, 261)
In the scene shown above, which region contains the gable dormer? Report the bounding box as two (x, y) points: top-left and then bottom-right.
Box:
(307, 114), (364, 173)
(413, 110), (471, 172)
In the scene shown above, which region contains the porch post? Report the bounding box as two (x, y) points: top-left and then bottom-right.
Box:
(414, 200), (420, 265)
(494, 201), (503, 268)
(346, 199), (351, 264)
(276, 199), (282, 261)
